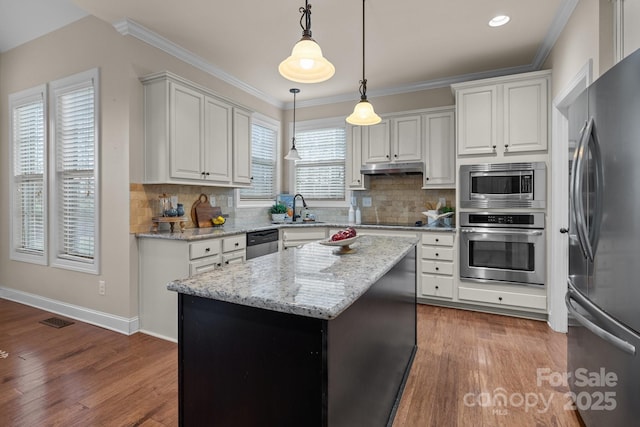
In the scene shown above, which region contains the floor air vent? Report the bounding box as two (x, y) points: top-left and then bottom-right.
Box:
(39, 317), (74, 329)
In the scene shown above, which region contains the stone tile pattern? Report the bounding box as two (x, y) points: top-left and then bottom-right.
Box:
(167, 235), (418, 320)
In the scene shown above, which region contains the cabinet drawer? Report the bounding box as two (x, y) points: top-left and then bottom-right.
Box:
(421, 246), (454, 261)
(421, 233), (454, 246)
(421, 260), (453, 276)
(222, 250), (246, 265)
(189, 239), (221, 260)
(223, 234), (246, 252)
(420, 275), (453, 299)
(189, 255), (221, 276)
(458, 286), (547, 310)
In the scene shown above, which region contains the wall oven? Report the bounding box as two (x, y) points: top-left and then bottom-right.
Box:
(459, 162), (546, 209)
(460, 212), (546, 286)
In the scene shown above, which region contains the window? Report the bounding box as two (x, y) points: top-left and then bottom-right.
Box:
(9, 85), (47, 264)
(49, 69), (100, 273)
(291, 118), (346, 203)
(238, 114), (279, 205)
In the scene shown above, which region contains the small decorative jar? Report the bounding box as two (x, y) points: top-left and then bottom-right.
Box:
(176, 203), (185, 217)
(165, 208), (178, 217)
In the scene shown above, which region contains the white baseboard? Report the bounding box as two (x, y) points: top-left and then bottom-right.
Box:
(138, 328), (177, 343)
(0, 286), (139, 336)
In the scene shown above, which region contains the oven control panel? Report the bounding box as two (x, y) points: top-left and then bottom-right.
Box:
(460, 212), (545, 229)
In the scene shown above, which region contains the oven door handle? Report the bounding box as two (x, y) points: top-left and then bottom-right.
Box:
(460, 228), (543, 236)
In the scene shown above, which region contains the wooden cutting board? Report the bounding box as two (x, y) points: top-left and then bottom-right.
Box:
(193, 194), (222, 227)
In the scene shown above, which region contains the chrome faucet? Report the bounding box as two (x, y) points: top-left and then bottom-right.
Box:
(292, 193), (307, 222)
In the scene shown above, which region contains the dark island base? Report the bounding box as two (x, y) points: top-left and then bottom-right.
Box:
(178, 249), (417, 427)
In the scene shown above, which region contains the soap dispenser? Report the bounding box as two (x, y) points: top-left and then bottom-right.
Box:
(355, 205), (362, 225)
(348, 204), (355, 225)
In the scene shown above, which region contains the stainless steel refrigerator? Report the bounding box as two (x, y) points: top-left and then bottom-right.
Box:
(567, 48), (640, 426)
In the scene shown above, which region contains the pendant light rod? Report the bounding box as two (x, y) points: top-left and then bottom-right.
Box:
(359, 0), (367, 100)
(300, 0), (312, 37)
(285, 88), (302, 161)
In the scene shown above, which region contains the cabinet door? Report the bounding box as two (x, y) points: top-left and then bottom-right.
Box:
(456, 85), (498, 156)
(170, 82), (205, 180)
(392, 115), (422, 162)
(502, 78), (548, 153)
(203, 96), (233, 183)
(363, 119), (391, 163)
(347, 125), (366, 189)
(423, 111), (455, 187)
(233, 108), (252, 185)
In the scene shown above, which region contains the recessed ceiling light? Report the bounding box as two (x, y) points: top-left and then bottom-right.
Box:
(489, 15), (510, 27)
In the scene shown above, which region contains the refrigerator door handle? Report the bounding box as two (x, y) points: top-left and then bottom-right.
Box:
(572, 119), (592, 260)
(566, 280), (637, 355)
(588, 119), (604, 258)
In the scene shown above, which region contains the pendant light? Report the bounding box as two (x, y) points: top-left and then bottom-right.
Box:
(346, 0), (381, 126)
(285, 88), (301, 161)
(279, 0), (335, 83)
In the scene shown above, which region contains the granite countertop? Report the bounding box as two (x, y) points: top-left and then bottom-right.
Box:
(167, 235), (418, 319)
(137, 219), (456, 241)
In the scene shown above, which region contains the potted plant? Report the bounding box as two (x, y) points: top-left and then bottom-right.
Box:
(269, 202), (288, 222)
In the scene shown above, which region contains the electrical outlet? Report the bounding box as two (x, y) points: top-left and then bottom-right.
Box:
(439, 197), (446, 207)
(98, 280), (106, 296)
(362, 197), (372, 207)
(351, 196), (357, 206)
(227, 196), (233, 208)
(210, 195), (216, 206)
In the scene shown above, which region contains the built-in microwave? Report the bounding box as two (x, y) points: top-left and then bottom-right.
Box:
(459, 162), (546, 209)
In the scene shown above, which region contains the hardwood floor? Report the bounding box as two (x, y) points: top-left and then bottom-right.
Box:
(394, 305), (584, 427)
(1, 299), (583, 426)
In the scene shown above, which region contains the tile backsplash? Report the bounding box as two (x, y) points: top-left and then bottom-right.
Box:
(130, 175), (455, 233)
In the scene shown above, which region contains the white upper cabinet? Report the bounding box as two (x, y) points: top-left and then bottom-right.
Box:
(452, 70), (550, 157)
(141, 71), (252, 187)
(363, 116), (422, 164)
(392, 115), (422, 162)
(347, 124), (367, 190)
(423, 109), (455, 188)
(204, 96), (233, 182)
(363, 119), (391, 163)
(232, 108), (252, 185)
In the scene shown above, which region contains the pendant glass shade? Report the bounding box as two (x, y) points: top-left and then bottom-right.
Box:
(284, 145), (301, 161)
(346, 98), (381, 126)
(279, 37), (335, 83)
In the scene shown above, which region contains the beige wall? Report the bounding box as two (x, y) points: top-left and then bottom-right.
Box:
(0, 16), (281, 320)
(544, 0), (614, 99)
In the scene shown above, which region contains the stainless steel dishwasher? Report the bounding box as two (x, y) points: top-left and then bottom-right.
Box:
(246, 229), (279, 259)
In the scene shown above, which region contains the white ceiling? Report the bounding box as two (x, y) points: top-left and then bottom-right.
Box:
(1, 0), (576, 107)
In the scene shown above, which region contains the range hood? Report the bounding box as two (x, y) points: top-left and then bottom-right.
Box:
(360, 161), (424, 175)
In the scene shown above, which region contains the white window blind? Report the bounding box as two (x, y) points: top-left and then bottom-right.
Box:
(241, 122), (277, 200)
(10, 87), (47, 263)
(294, 127), (346, 200)
(50, 69), (99, 273)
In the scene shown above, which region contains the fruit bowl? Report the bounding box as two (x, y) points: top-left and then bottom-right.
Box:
(319, 235), (359, 254)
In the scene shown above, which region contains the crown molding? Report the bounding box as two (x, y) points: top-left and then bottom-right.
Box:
(114, 0), (577, 111)
(113, 18), (284, 108)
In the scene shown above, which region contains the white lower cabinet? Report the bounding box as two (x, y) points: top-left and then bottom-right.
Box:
(139, 234), (246, 341)
(458, 284), (547, 311)
(419, 232), (456, 300)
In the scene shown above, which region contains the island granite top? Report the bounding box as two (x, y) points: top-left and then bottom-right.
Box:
(167, 235), (418, 320)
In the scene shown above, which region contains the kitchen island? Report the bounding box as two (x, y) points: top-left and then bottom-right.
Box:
(167, 235), (418, 427)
